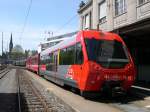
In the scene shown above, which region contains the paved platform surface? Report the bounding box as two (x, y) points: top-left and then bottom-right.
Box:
(26, 70), (123, 112)
(0, 69), (18, 112)
(25, 69), (150, 112)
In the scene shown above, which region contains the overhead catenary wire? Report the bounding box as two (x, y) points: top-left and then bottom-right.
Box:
(20, 0), (78, 39)
(53, 0), (86, 34)
(19, 0), (78, 41)
(54, 14), (78, 35)
(19, 0), (33, 43)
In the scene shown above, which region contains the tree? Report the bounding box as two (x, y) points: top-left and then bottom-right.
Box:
(11, 45), (25, 60)
(25, 50), (30, 58)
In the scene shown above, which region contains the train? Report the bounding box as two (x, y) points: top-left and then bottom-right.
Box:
(14, 59), (26, 67)
(26, 54), (39, 73)
(26, 30), (136, 97)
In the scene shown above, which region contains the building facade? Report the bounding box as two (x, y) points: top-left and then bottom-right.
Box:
(78, 0), (150, 31)
(78, 0), (150, 82)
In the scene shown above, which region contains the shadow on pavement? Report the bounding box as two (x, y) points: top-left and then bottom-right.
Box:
(43, 77), (149, 104)
(0, 93), (28, 112)
(0, 93), (18, 112)
(87, 89), (148, 104)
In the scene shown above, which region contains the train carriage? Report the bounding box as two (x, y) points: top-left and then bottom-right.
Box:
(26, 54), (39, 74)
(38, 30), (136, 97)
(14, 59), (26, 67)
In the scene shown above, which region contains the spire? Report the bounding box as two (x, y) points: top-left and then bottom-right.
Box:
(9, 33), (13, 53)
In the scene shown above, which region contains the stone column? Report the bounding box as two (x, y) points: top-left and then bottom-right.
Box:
(127, 0), (137, 24)
(92, 0), (98, 29)
(107, 0), (114, 31)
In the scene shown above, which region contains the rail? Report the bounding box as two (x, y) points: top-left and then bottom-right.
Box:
(17, 70), (22, 112)
(132, 85), (150, 92)
(17, 69), (50, 112)
(0, 65), (7, 70)
(0, 69), (10, 79)
(131, 85), (150, 98)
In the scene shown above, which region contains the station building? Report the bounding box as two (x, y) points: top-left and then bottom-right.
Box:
(78, 0), (150, 82)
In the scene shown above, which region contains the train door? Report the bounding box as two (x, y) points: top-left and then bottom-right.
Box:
(74, 42), (84, 89)
(53, 52), (58, 72)
(53, 51), (59, 83)
(37, 53), (40, 75)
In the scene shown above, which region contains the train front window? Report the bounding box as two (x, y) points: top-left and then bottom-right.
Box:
(85, 38), (129, 68)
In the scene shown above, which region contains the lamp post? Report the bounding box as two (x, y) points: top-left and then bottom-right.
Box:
(2, 32), (3, 56)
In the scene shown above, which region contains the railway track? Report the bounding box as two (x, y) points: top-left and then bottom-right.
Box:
(131, 85), (150, 98)
(17, 69), (51, 112)
(0, 69), (10, 79)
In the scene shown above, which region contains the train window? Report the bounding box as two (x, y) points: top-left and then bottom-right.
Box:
(40, 53), (55, 71)
(47, 53), (55, 71)
(60, 45), (76, 65)
(85, 38), (129, 68)
(75, 43), (83, 64)
(40, 55), (45, 64)
(59, 49), (65, 65)
(40, 56), (43, 64)
(49, 53), (54, 63)
(59, 43), (83, 65)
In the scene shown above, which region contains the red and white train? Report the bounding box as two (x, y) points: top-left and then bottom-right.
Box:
(26, 54), (39, 73)
(26, 30), (136, 97)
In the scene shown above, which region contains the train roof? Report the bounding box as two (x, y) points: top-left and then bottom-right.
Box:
(40, 37), (70, 45)
(15, 59), (26, 62)
(41, 35), (77, 56)
(40, 30), (123, 56)
(26, 54), (39, 60)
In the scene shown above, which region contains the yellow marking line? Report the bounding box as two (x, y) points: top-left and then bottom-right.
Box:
(145, 105), (150, 108)
(132, 85), (150, 91)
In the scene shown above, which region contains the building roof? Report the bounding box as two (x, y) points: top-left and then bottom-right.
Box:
(78, 0), (92, 14)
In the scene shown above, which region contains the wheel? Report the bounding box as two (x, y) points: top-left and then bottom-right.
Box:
(80, 91), (100, 99)
(80, 91), (89, 99)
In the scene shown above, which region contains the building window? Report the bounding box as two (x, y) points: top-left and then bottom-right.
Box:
(85, 14), (90, 29)
(99, 0), (107, 23)
(138, 0), (146, 5)
(81, 16), (84, 30)
(115, 0), (127, 16)
(84, 12), (91, 29)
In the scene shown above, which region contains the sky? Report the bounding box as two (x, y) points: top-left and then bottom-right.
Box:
(0, 0), (83, 55)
